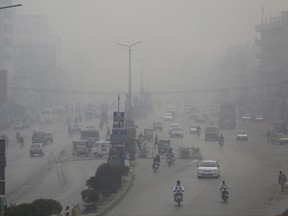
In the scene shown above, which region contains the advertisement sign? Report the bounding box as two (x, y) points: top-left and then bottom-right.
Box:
(113, 112), (124, 129)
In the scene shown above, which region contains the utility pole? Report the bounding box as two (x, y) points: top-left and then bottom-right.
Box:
(0, 4), (22, 10)
(116, 41), (142, 121)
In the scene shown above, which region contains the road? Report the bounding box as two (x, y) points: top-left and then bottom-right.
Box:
(105, 103), (288, 216)
(4, 118), (108, 206)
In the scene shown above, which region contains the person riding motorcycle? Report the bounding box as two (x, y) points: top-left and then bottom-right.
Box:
(138, 132), (144, 142)
(220, 180), (229, 199)
(16, 132), (21, 143)
(196, 126), (201, 136)
(173, 180), (184, 201)
(218, 134), (224, 146)
(166, 148), (175, 163)
(153, 154), (161, 169)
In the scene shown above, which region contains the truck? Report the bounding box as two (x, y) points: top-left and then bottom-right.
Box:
(219, 103), (236, 130)
(204, 126), (219, 141)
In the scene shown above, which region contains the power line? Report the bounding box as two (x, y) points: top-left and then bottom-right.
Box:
(8, 81), (287, 96)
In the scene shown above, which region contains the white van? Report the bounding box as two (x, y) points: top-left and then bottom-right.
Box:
(91, 140), (111, 158)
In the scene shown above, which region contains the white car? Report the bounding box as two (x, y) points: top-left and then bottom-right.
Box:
(169, 123), (181, 134)
(13, 122), (23, 130)
(30, 125), (39, 134)
(170, 128), (184, 138)
(85, 125), (94, 131)
(91, 140), (111, 158)
(164, 112), (174, 121)
(255, 115), (264, 122)
(197, 160), (220, 178)
(236, 130), (248, 141)
(71, 124), (81, 133)
(30, 143), (45, 157)
(242, 113), (251, 121)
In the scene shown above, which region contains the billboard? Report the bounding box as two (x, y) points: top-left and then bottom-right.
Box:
(113, 112), (124, 129)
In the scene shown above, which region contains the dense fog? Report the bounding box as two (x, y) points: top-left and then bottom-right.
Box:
(14, 0), (288, 93)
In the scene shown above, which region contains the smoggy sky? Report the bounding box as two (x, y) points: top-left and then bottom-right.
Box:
(13, 0), (288, 92)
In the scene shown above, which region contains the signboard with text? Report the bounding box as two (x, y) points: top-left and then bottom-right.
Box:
(113, 112), (124, 129)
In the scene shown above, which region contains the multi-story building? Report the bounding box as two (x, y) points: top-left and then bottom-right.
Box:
(13, 15), (63, 108)
(255, 11), (288, 120)
(0, 1), (13, 87)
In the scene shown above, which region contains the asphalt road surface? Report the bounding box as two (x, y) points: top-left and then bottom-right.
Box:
(4, 118), (108, 206)
(105, 103), (288, 216)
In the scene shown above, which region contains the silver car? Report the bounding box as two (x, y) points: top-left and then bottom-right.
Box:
(197, 160), (220, 178)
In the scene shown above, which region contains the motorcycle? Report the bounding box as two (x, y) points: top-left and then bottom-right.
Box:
(174, 191), (183, 206)
(152, 161), (160, 172)
(197, 130), (201, 137)
(167, 156), (174, 166)
(218, 140), (224, 147)
(221, 188), (229, 203)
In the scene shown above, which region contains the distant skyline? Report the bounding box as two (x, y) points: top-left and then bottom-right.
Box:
(12, 0), (288, 92)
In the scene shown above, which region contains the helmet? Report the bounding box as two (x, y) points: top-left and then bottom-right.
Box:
(177, 180), (181, 185)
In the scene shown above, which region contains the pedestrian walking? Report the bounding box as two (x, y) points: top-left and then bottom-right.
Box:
(154, 134), (158, 149)
(278, 170), (287, 192)
(106, 126), (111, 139)
(266, 129), (271, 142)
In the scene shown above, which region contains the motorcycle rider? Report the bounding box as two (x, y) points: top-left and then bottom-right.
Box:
(173, 180), (184, 201)
(196, 126), (201, 136)
(153, 154), (160, 169)
(220, 180), (229, 199)
(138, 132), (144, 143)
(219, 134), (224, 146)
(167, 148), (175, 163)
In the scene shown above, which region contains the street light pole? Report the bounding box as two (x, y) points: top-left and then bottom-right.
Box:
(117, 41), (142, 120)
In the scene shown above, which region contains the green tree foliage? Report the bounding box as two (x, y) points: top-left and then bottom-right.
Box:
(5, 199), (62, 216)
(81, 163), (127, 205)
(81, 189), (99, 203)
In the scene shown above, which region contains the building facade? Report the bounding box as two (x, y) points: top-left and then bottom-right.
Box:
(255, 11), (288, 120)
(0, 1), (13, 88)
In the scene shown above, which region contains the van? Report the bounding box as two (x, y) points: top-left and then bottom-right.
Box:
(91, 140), (111, 158)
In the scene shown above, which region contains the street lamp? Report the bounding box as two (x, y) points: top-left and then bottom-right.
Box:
(117, 41), (142, 120)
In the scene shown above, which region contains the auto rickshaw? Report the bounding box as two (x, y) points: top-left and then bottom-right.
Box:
(144, 128), (153, 142)
(158, 139), (170, 156)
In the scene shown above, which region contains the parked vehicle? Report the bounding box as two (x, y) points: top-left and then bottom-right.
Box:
(219, 103), (236, 129)
(30, 143), (45, 157)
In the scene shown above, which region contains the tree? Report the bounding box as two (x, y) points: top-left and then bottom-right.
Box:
(5, 199), (62, 216)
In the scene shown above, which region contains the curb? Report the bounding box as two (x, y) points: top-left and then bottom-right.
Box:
(94, 164), (136, 216)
